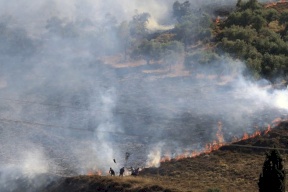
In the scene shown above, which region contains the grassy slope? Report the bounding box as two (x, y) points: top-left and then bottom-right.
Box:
(45, 122), (288, 192)
(45, 3), (288, 192)
(141, 122), (288, 192)
(44, 175), (176, 192)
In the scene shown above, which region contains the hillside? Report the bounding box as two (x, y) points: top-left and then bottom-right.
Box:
(102, 1), (288, 83)
(2, 1), (288, 192)
(44, 121), (288, 192)
(214, 1), (288, 81)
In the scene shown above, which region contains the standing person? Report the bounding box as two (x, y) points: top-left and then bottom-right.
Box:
(119, 167), (125, 177)
(109, 167), (115, 176)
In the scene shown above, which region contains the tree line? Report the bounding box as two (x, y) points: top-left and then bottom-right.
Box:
(216, 0), (288, 81)
(1, 0), (288, 82)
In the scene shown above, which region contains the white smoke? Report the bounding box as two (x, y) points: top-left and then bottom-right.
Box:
(147, 17), (174, 31)
(146, 143), (164, 168)
(232, 75), (288, 111)
(0, 0), (176, 35)
(21, 150), (49, 177)
(274, 90), (288, 110)
(0, 1), (287, 190)
(91, 88), (122, 172)
(144, 59), (288, 166)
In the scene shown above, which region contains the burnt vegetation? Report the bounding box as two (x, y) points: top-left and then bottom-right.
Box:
(45, 122), (288, 192)
(2, 0), (288, 192)
(44, 1), (288, 191)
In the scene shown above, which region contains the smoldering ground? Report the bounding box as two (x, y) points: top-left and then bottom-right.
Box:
(0, 0), (287, 191)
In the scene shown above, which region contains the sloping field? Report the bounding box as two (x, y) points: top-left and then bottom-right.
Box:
(44, 122), (288, 192)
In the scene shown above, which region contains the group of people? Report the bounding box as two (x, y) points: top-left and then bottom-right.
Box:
(109, 167), (125, 176)
(109, 166), (139, 177)
(108, 154), (140, 177)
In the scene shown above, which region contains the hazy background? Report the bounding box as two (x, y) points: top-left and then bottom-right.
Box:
(0, 0), (287, 191)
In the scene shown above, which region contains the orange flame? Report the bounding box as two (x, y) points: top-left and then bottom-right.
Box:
(203, 121), (225, 154)
(87, 169), (102, 176)
(160, 153), (171, 162)
(216, 121), (225, 144)
(191, 151), (200, 157)
(264, 124), (271, 135)
(242, 133), (249, 140)
(175, 151), (190, 161)
(155, 118), (284, 167)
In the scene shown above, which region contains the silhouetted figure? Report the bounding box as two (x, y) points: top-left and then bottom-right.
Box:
(109, 167), (115, 176)
(130, 166), (134, 172)
(131, 167), (140, 176)
(113, 159), (116, 163)
(119, 167), (125, 176)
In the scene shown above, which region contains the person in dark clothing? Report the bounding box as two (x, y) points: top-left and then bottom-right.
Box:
(130, 166), (134, 173)
(109, 167), (115, 176)
(119, 167), (125, 176)
(131, 167), (139, 176)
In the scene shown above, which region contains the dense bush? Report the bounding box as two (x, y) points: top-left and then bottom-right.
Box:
(217, 0), (288, 81)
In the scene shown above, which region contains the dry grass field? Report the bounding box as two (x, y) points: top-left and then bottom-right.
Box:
(44, 2), (288, 192)
(45, 122), (288, 192)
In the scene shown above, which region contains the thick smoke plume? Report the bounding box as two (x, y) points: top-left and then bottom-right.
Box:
(0, 0), (286, 191)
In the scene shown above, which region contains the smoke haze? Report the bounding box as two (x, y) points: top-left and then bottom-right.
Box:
(0, 0), (286, 191)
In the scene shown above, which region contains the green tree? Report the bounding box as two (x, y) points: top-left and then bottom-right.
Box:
(261, 9), (280, 23)
(129, 12), (150, 39)
(252, 15), (267, 31)
(241, 0), (262, 11)
(279, 11), (288, 39)
(173, 1), (191, 22)
(174, 14), (212, 48)
(258, 149), (285, 192)
(132, 39), (163, 64)
(236, 0), (243, 8)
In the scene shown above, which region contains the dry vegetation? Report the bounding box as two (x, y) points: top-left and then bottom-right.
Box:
(267, 2), (288, 12)
(45, 122), (288, 192)
(44, 175), (176, 192)
(44, 2), (288, 192)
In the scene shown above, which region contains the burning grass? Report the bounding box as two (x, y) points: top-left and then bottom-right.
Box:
(142, 122), (288, 191)
(45, 122), (288, 192)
